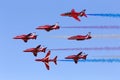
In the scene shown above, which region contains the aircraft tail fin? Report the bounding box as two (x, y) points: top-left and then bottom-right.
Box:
(26, 32), (37, 40)
(82, 9), (87, 17)
(55, 22), (59, 26)
(35, 35), (37, 39)
(33, 34), (37, 40)
(84, 13), (87, 17)
(42, 47), (47, 53)
(86, 32), (91, 36)
(32, 32), (36, 36)
(79, 9), (87, 17)
(53, 56), (57, 65)
(52, 22), (59, 29)
(82, 54), (88, 60)
(85, 32), (92, 39)
(83, 9), (87, 17)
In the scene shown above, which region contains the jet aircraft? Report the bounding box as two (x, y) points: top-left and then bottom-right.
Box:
(61, 9), (87, 21)
(65, 52), (88, 64)
(68, 32), (91, 41)
(36, 22), (60, 32)
(13, 32), (37, 42)
(35, 50), (57, 70)
(23, 45), (47, 57)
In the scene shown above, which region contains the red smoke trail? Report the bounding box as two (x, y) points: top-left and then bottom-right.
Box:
(50, 47), (120, 51)
(61, 26), (120, 29)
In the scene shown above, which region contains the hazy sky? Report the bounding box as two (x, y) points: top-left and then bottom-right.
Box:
(0, 0), (120, 80)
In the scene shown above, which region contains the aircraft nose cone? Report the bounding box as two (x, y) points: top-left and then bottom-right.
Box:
(23, 49), (28, 52)
(68, 37), (72, 40)
(36, 26), (41, 29)
(36, 27), (39, 29)
(60, 14), (64, 16)
(65, 56), (69, 59)
(68, 38), (71, 40)
(13, 37), (16, 39)
(35, 59), (39, 61)
(13, 36), (17, 39)
(13, 37), (18, 39)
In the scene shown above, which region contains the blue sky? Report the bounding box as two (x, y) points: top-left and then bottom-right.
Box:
(0, 0), (120, 80)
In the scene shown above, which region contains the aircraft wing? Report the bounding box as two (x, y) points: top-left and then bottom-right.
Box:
(45, 29), (51, 32)
(45, 51), (50, 59)
(73, 58), (79, 64)
(72, 15), (80, 21)
(23, 39), (28, 43)
(77, 52), (82, 56)
(36, 45), (41, 49)
(33, 52), (37, 57)
(26, 33), (32, 37)
(74, 59), (78, 64)
(26, 33), (32, 38)
(44, 62), (50, 70)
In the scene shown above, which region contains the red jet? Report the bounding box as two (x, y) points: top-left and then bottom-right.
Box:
(23, 45), (47, 57)
(36, 22), (60, 32)
(68, 32), (91, 41)
(13, 33), (37, 42)
(65, 52), (88, 64)
(35, 50), (57, 70)
(61, 9), (87, 21)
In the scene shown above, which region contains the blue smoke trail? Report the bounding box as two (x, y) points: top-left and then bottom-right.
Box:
(58, 59), (120, 63)
(87, 14), (120, 18)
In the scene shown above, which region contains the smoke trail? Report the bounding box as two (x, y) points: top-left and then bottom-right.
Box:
(92, 55), (120, 58)
(93, 34), (120, 38)
(50, 46), (120, 51)
(49, 36), (69, 39)
(87, 14), (120, 18)
(61, 26), (120, 29)
(58, 59), (120, 63)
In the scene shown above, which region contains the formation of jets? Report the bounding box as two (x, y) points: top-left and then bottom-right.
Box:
(13, 9), (90, 70)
